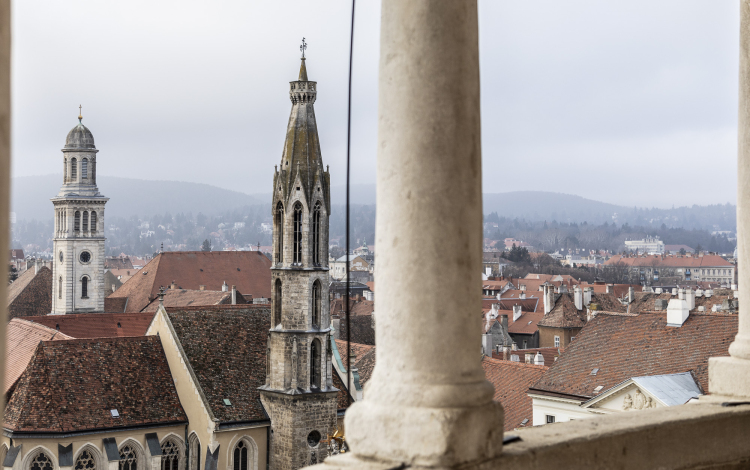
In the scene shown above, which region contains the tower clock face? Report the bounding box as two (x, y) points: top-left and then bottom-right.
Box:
(59, 251), (63, 262)
(79, 251), (91, 263)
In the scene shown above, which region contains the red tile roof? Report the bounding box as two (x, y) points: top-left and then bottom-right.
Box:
(4, 336), (187, 433)
(492, 347), (561, 366)
(7, 267), (52, 319)
(482, 357), (548, 431)
(5, 319), (72, 395)
(24, 312), (155, 339)
(335, 340), (376, 389)
(106, 251), (272, 313)
(140, 288), (243, 312)
(529, 311), (737, 400)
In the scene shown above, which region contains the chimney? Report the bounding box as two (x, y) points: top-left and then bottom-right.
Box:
(628, 286), (635, 304)
(685, 289), (695, 310)
(655, 287), (663, 294)
(482, 333), (493, 357)
(519, 292), (526, 300)
(705, 289), (713, 298)
(525, 353), (533, 364)
(199, 285), (206, 291)
(574, 286), (583, 311)
(667, 298), (690, 327)
(501, 314), (509, 332)
(512, 304), (522, 322)
(231, 285), (237, 305)
(519, 284), (526, 291)
(605, 284), (613, 294)
(171, 280), (176, 290)
(502, 345), (510, 361)
(534, 351), (545, 366)
(222, 281), (228, 292)
(34, 259), (39, 274)
(511, 342), (518, 351)
(671, 288), (677, 296)
(544, 284), (555, 315)
(695, 289), (703, 297)
(678, 289), (685, 300)
(583, 287), (593, 306)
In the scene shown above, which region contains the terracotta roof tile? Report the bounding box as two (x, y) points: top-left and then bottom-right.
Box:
(7, 267), (52, 319)
(4, 336), (187, 433)
(605, 254), (733, 268)
(5, 319), (72, 395)
(335, 340), (376, 389)
(25, 312), (155, 339)
(530, 311), (737, 399)
(492, 347), (561, 366)
(106, 251), (271, 313)
(482, 357), (548, 431)
(141, 289), (242, 312)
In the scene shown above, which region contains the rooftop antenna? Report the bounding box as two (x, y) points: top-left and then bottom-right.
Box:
(300, 37), (307, 59)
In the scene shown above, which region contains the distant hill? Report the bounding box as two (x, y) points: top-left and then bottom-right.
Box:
(483, 191), (623, 223)
(12, 175), (261, 221)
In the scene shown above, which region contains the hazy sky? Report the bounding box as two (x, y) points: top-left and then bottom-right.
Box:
(11, 1), (740, 208)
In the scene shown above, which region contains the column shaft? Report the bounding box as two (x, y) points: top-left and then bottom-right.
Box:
(340, 1), (502, 467)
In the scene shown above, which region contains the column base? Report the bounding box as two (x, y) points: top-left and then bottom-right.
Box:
(709, 356), (750, 398)
(320, 400), (503, 469)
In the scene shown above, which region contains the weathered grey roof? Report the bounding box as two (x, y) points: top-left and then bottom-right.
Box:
(64, 120), (96, 149)
(632, 372), (702, 406)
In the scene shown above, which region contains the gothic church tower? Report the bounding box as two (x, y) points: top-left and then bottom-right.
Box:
(51, 111), (108, 314)
(259, 51), (337, 470)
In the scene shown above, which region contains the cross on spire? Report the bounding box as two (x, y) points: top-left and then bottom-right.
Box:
(78, 104), (82, 121)
(300, 37), (307, 59)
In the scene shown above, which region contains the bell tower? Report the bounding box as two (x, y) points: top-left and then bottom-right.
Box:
(50, 109), (108, 314)
(259, 45), (337, 470)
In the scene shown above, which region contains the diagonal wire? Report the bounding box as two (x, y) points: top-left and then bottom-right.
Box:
(345, 0), (356, 407)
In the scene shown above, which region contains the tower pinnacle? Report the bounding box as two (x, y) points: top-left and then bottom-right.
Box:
(78, 104), (82, 122)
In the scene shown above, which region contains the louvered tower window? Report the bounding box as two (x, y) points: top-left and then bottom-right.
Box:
(312, 281), (321, 329)
(275, 202), (284, 263)
(83, 211), (89, 231)
(91, 211), (97, 233)
(74, 211), (81, 232)
(71, 158), (77, 180)
(82, 158), (88, 178)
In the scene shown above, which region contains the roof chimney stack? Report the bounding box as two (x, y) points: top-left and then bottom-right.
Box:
(574, 286), (583, 311)
(171, 280), (176, 290)
(667, 298), (690, 327)
(512, 304), (522, 322)
(583, 286), (593, 306)
(231, 285), (237, 305)
(534, 351), (545, 366)
(628, 286), (635, 304)
(222, 281), (228, 292)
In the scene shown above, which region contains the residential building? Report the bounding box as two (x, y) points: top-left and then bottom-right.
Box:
(604, 253), (736, 286)
(51, 112), (109, 314)
(528, 309), (736, 424)
(330, 254), (371, 282)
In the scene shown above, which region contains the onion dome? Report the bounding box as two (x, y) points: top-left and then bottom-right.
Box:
(64, 111), (96, 149)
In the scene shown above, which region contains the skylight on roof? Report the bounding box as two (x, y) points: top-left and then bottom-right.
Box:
(591, 368), (599, 375)
(520, 418), (529, 425)
(593, 385), (603, 393)
(223, 399), (232, 406)
(110, 409), (120, 418)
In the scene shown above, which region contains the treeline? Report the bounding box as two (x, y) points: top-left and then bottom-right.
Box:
(484, 214), (735, 254)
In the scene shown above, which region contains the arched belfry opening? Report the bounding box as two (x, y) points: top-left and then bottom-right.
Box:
(275, 202), (284, 264)
(312, 202), (321, 266)
(274, 279), (282, 327)
(293, 202), (303, 265)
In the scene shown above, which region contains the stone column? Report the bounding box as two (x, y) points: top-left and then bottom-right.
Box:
(0, 0), (9, 410)
(709, 0), (750, 398)
(322, 1), (502, 468)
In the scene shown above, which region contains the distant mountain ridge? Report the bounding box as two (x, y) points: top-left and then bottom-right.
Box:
(12, 176), (736, 231)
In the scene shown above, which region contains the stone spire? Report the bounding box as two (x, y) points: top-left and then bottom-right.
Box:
(273, 56), (330, 214)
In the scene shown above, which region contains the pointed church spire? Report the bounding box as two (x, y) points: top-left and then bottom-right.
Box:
(299, 58), (308, 81)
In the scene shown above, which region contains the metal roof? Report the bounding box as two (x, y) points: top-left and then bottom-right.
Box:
(632, 372), (702, 406)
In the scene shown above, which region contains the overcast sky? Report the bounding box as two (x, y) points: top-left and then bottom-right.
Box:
(11, 1), (740, 208)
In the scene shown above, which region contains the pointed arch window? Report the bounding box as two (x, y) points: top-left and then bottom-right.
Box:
(293, 203), (303, 265)
(312, 281), (321, 329)
(75, 450), (96, 470)
(29, 452), (53, 470)
(275, 202), (284, 264)
(81, 276), (89, 299)
(188, 435), (200, 470)
(273, 279), (282, 327)
(160, 439), (180, 470)
(90, 211), (97, 233)
(233, 441), (248, 470)
(74, 211), (81, 232)
(312, 202), (321, 266)
(310, 338), (321, 390)
(71, 158), (78, 180)
(119, 446), (138, 470)
(82, 158), (88, 178)
(82, 211), (89, 232)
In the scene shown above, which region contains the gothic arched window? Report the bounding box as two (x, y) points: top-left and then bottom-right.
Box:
(160, 440), (180, 470)
(312, 202), (321, 266)
(90, 211), (97, 233)
(293, 203), (303, 265)
(71, 158), (78, 180)
(119, 446), (138, 470)
(82, 158), (88, 178)
(81, 276), (89, 299)
(74, 211), (81, 232)
(312, 280), (321, 329)
(82, 211), (89, 232)
(75, 450), (96, 470)
(274, 279), (282, 327)
(310, 339), (321, 389)
(188, 434), (200, 470)
(275, 202), (284, 264)
(29, 452), (53, 470)
(232, 441), (248, 470)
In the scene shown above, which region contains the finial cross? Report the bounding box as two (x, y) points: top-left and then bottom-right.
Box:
(300, 37), (307, 59)
(78, 104), (82, 120)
